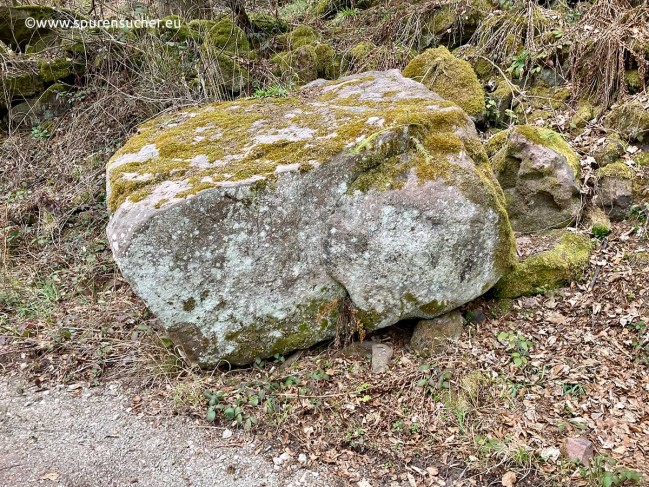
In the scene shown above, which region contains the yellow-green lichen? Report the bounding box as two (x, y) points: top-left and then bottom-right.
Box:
(493, 231), (592, 298)
(107, 81), (506, 236)
(402, 46), (486, 119)
(596, 161), (634, 180)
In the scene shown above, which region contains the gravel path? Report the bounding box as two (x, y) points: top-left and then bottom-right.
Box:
(0, 378), (336, 487)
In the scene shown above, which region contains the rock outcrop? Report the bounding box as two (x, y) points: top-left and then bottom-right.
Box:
(1, 6), (85, 128)
(488, 125), (582, 234)
(106, 70), (515, 367)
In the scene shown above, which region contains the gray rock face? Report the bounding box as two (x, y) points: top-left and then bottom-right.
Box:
(594, 162), (635, 220)
(489, 125), (582, 234)
(106, 70), (515, 367)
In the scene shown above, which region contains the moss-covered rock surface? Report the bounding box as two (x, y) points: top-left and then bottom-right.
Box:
(106, 70), (515, 367)
(604, 100), (649, 141)
(402, 46), (486, 120)
(493, 230), (592, 298)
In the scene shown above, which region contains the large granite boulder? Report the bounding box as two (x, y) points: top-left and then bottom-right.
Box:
(106, 70), (515, 367)
(488, 125), (582, 234)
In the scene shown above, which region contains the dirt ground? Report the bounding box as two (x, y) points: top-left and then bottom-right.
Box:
(0, 377), (337, 487)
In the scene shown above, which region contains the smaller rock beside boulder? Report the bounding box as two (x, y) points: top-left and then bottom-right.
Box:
(371, 344), (393, 374)
(271, 25), (338, 84)
(594, 162), (635, 220)
(410, 310), (464, 356)
(6, 83), (69, 129)
(402, 46), (485, 121)
(563, 438), (594, 466)
(493, 231), (592, 299)
(604, 99), (649, 142)
(489, 125), (582, 233)
(592, 134), (626, 167)
(584, 206), (611, 238)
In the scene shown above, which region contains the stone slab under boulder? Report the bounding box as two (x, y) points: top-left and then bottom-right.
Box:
(488, 125), (582, 234)
(106, 70), (515, 367)
(410, 310), (464, 356)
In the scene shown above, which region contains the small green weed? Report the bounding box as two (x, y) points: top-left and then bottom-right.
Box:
(252, 84), (289, 99)
(31, 125), (51, 141)
(416, 363), (452, 398)
(580, 455), (643, 487)
(562, 382), (586, 398)
(497, 329), (532, 367)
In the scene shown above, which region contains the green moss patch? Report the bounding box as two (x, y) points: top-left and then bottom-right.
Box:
(596, 161), (635, 180)
(402, 46), (485, 119)
(203, 19), (250, 54)
(493, 231), (592, 298)
(604, 101), (649, 142)
(503, 125), (580, 176)
(276, 24), (318, 50)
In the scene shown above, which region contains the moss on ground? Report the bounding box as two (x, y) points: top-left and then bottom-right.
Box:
(493, 231), (592, 298)
(402, 46), (485, 119)
(585, 206), (611, 238)
(635, 151), (649, 167)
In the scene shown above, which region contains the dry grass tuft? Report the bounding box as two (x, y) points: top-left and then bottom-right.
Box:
(568, 0), (649, 108)
(470, 1), (557, 66)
